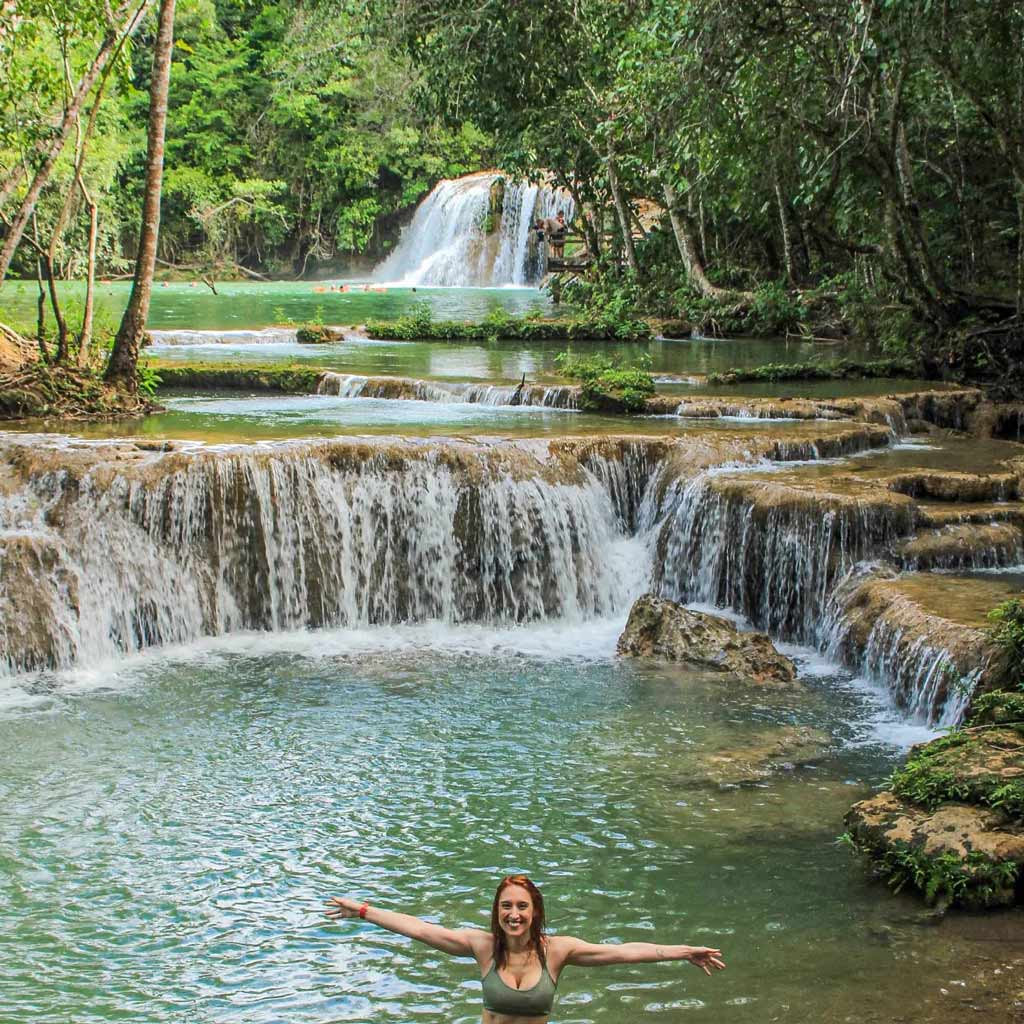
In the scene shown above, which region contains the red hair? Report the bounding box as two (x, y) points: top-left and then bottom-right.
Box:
(490, 875), (547, 969)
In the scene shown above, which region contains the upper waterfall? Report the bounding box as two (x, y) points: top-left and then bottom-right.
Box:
(373, 171), (574, 287)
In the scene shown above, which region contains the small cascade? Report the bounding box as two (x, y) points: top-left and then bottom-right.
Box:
(148, 328), (303, 346)
(374, 171), (574, 286)
(1, 424), (1013, 726)
(0, 438), (642, 675)
(316, 372), (579, 409)
(822, 567), (994, 724)
(649, 473), (916, 644)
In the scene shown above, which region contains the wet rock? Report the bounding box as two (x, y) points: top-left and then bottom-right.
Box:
(896, 522), (1024, 572)
(0, 534), (77, 671)
(659, 319), (694, 339)
(616, 594), (797, 682)
(887, 471), (1019, 503)
(698, 725), (832, 785)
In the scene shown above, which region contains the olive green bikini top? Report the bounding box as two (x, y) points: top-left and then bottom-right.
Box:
(481, 959), (558, 1017)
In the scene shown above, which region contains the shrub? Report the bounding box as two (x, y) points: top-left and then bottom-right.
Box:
(555, 352), (655, 412)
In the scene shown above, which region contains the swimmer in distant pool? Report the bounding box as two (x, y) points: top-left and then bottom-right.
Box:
(325, 874), (724, 1023)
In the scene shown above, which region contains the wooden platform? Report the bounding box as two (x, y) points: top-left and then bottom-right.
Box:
(546, 256), (592, 272)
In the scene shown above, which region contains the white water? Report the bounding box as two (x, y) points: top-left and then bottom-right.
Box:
(316, 372), (579, 409)
(374, 172), (574, 287)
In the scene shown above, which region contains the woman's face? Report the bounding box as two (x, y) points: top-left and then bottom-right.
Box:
(497, 884), (534, 940)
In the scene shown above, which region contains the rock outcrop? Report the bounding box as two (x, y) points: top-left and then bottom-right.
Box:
(845, 725), (1024, 909)
(616, 593), (797, 682)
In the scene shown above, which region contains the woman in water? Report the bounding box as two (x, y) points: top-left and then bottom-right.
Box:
(325, 874), (725, 1022)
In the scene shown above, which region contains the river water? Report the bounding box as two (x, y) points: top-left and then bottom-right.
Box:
(0, 618), (1000, 1024)
(2, 283), (1023, 1022)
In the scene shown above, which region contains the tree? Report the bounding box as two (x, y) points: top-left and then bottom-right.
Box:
(105, 0), (174, 386)
(0, 0), (152, 285)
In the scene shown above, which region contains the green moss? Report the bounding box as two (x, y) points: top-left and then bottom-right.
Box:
(554, 352), (655, 413)
(890, 727), (1024, 821)
(149, 361), (322, 394)
(366, 305), (652, 343)
(707, 357), (918, 385)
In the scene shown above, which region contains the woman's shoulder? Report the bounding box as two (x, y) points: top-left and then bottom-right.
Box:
(543, 934), (577, 955)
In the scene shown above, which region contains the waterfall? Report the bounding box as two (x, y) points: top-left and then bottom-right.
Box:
(2, 428), (1019, 725)
(821, 567), (994, 725)
(373, 171), (574, 287)
(649, 473), (916, 643)
(0, 438), (643, 675)
(317, 372), (579, 409)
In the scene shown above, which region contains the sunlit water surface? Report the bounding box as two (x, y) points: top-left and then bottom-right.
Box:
(4, 394), (895, 442)
(0, 620), (1016, 1023)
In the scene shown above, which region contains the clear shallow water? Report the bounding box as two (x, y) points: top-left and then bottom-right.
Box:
(143, 334), (870, 384)
(4, 397), (880, 442)
(0, 281), (551, 332)
(0, 619), (1009, 1024)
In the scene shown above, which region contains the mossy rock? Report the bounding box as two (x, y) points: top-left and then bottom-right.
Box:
(152, 364), (321, 394)
(845, 791), (1024, 908)
(295, 326), (343, 344)
(890, 726), (1024, 821)
(970, 692), (1024, 727)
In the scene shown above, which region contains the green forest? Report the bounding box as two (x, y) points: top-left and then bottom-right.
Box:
(1, 0), (1023, 391)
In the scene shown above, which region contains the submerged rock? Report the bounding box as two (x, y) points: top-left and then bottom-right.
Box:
(699, 725), (831, 785)
(616, 594), (797, 682)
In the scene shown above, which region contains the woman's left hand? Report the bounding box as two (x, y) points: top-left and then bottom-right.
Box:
(323, 896), (364, 920)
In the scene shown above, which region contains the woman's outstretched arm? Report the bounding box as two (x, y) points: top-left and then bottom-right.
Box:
(554, 936), (725, 976)
(324, 897), (487, 959)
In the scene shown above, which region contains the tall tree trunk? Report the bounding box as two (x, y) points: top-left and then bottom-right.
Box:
(106, 0), (175, 386)
(0, 0), (151, 286)
(565, 181), (599, 257)
(772, 172), (796, 284)
(79, 187), (99, 364)
(1017, 171), (1024, 318)
(34, 259), (50, 362)
(607, 144), (639, 274)
(662, 181), (745, 300)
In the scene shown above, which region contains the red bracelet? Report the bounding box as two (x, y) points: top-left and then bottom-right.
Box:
(358, 902), (370, 919)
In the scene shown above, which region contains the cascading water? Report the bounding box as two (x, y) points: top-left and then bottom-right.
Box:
(3, 426), (1021, 725)
(0, 438), (645, 675)
(317, 372), (579, 409)
(373, 171), (574, 287)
